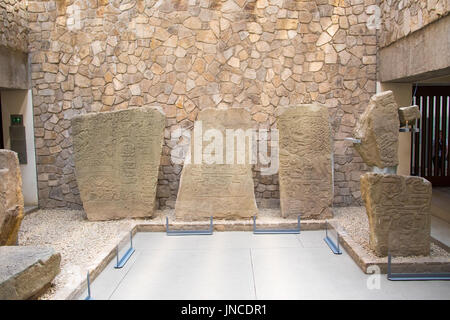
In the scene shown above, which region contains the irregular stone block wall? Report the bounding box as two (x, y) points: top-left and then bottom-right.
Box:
(0, 0), (28, 52)
(379, 0), (449, 48)
(27, 0), (377, 210)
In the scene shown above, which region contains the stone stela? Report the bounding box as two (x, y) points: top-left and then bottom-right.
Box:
(353, 90), (400, 170)
(352, 90), (432, 258)
(0, 150), (24, 246)
(361, 173), (431, 257)
(72, 107), (165, 221)
(277, 103), (334, 219)
(175, 108), (258, 220)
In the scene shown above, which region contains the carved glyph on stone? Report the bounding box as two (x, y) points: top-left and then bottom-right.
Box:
(276, 103), (333, 219)
(0, 150), (24, 246)
(72, 107), (165, 221)
(361, 173), (431, 257)
(175, 108), (258, 220)
(353, 91), (399, 168)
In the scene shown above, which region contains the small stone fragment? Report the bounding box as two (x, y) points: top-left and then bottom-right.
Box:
(398, 105), (421, 127)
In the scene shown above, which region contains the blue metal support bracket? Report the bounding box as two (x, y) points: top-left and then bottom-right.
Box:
(387, 254), (450, 281)
(114, 231), (135, 269)
(324, 221), (342, 254)
(84, 271), (93, 300)
(166, 216), (214, 236)
(253, 215), (301, 234)
(399, 123), (419, 133)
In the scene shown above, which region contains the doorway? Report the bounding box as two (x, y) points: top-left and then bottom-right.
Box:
(410, 85), (450, 186)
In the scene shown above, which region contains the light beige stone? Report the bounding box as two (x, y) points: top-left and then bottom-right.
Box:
(316, 32), (332, 46)
(309, 62), (323, 72)
(276, 104), (333, 219)
(72, 107), (165, 221)
(276, 19), (298, 30)
(0, 150), (24, 246)
(175, 108), (258, 220)
(398, 105), (421, 127)
(227, 57), (240, 68)
(353, 91), (400, 168)
(361, 173), (431, 257)
(183, 17), (202, 29)
(248, 22), (263, 34)
(197, 30), (217, 44)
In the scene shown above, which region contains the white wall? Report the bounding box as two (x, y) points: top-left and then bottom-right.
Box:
(1, 89), (38, 206)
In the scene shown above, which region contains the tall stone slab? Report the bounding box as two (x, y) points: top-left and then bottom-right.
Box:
(72, 107), (165, 221)
(361, 173), (431, 257)
(276, 104), (333, 219)
(175, 108), (258, 220)
(0, 150), (24, 245)
(353, 91), (399, 168)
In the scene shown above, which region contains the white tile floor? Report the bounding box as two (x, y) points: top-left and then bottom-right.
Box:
(79, 231), (450, 300)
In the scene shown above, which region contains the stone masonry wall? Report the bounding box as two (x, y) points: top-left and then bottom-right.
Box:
(28, 0), (377, 210)
(379, 0), (449, 49)
(0, 0), (28, 52)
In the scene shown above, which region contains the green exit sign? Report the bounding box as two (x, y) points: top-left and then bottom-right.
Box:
(11, 115), (23, 125)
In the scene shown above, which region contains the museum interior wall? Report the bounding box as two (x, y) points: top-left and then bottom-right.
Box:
(24, 0), (378, 210)
(0, 0), (448, 211)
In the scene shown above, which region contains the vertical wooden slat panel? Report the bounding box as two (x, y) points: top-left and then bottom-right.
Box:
(414, 96), (421, 175)
(434, 96), (440, 176)
(410, 96), (416, 174)
(427, 96), (434, 177)
(411, 87), (450, 184)
(447, 96), (450, 177)
(441, 96), (447, 177)
(420, 96), (427, 177)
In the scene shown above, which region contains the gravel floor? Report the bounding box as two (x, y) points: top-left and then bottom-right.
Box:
(334, 206), (450, 259)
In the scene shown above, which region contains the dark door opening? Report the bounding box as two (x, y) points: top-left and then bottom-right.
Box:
(0, 93), (4, 149)
(411, 85), (450, 186)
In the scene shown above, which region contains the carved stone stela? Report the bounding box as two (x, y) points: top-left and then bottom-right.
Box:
(175, 108), (258, 220)
(72, 107), (165, 221)
(277, 103), (333, 219)
(353, 91), (400, 168)
(361, 173), (431, 257)
(0, 150), (24, 245)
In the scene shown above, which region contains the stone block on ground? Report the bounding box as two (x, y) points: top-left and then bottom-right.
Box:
(360, 173), (432, 257)
(276, 103), (334, 219)
(0, 246), (61, 300)
(353, 91), (399, 168)
(175, 108), (258, 220)
(72, 107), (165, 221)
(0, 150), (24, 245)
